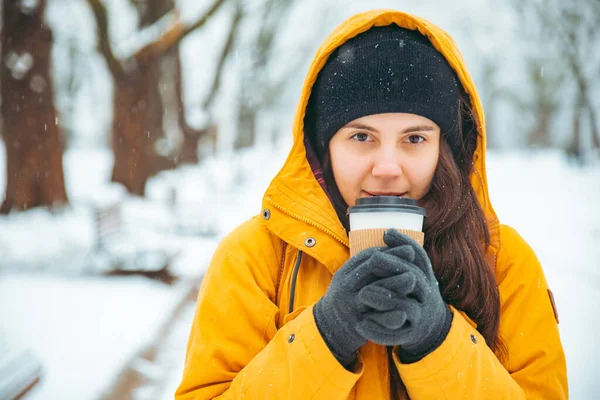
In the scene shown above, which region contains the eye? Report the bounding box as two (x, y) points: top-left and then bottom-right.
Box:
(350, 132), (371, 142)
(406, 135), (425, 145)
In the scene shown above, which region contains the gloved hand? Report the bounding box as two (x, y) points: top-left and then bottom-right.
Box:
(313, 245), (407, 367)
(356, 229), (452, 362)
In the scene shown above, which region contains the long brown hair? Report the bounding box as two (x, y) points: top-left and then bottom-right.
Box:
(321, 94), (504, 397)
(420, 96), (503, 353)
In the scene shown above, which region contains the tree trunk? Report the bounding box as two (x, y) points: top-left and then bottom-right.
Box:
(1, 0), (68, 213)
(179, 3), (243, 163)
(176, 46), (207, 165)
(565, 30), (599, 155)
(89, 0), (228, 193)
(527, 103), (552, 148)
(179, 131), (199, 164)
(566, 95), (583, 163)
(110, 0), (176, 195)
(233, 0), (297, 150)
(111, 53), (178, 196)
(111, 71), (152, 196)
(234, 103), (257, 150)
(591, 104), (600, 150)
(146, 52), (177, 178)
(585, 88), (600, 150)
(177, 53), (200, 165)
(177, 58), (198, 164)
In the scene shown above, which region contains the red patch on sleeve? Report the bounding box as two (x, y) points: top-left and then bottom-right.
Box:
(548, 289), (559, 324)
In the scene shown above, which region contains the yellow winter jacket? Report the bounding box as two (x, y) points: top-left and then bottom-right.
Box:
(176, 10), (568, 399)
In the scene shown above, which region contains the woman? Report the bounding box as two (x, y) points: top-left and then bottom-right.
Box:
(176, 10), (568, 399)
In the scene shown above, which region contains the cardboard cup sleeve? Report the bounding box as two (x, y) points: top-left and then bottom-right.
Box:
(349, 228), (424, 256)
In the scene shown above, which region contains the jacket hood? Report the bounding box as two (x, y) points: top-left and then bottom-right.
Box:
(261, 10), (500, 273)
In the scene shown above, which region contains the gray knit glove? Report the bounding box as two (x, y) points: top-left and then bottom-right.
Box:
(314, 246), (401, 367)
(356, 229), (452, 362)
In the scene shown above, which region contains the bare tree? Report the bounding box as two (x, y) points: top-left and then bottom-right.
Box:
(88, 0), (227, 195)
(476, 57), (503, 148)
(1, 0), (68, 213)
(174, 0), (245, 165)
(234, 0), (300, 149)
(516, 0), (600, 159)
(526, 58), (563, 148)
(202, 1), (244, 111)
(566, 89), (585, 162)
(557, 5), (600, 158)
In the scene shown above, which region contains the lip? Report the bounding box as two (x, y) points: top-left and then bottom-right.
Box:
(362, 190), (407, 197)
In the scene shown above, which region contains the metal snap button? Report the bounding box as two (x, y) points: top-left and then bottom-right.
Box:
(304, 238), (316, 247)
(262, 208), (271, 220)
(470, 334), (477, 344)
(288, 333), (295, 343)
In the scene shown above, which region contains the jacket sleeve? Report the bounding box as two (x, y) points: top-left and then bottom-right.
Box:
(175, 217), (362, 399)
(393, 224), (568, 399)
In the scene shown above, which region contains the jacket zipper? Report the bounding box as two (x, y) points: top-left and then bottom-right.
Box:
(274, 241), (288, 307)
(268, 200), (348, 246)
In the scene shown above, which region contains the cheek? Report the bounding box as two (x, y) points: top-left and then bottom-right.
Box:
(330, 148), (368, 201)
(407, 149), (439, 193)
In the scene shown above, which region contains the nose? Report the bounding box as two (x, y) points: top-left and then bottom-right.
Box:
(371, 146), (403, 178)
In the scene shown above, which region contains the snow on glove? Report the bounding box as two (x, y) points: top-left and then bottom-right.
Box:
(356, 229), (452, 362)
(313, 244), (411, 367)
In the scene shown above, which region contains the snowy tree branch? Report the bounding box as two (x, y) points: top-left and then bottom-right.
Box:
(133, 0), (229, 66)
(528, 0), (600, 147)
(88, 0), (228, 80)
(203, 1), (244, 109)
(87, 0), (127, 80)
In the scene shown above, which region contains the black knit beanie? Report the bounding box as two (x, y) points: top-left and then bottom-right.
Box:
(305, 25), (463, 160)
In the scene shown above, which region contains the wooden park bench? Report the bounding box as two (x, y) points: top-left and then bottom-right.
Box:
(89, 201), (179, 285)
(0, 337), (43, 400)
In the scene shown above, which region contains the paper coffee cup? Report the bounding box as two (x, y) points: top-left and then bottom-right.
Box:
(347, 196), (426, 256)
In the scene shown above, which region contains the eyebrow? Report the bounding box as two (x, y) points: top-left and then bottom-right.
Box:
(344, 122), (436, 134)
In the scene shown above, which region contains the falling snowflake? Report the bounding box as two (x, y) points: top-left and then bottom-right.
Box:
(30, 75), (47, 93)
(19, 0), (39, 14)
(5, 52), (34, 80)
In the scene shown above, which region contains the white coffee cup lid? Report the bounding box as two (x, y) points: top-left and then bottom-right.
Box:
(347, 196), (426, 216)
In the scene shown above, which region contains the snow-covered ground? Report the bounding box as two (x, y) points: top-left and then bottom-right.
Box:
(0, 142), (288, 399)
(486, 151), (600, 399)
(1, 143), (599, 399)
(0, 275), (187, 399)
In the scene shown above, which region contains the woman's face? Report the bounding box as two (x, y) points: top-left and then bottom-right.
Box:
(329, 113), (440, 207)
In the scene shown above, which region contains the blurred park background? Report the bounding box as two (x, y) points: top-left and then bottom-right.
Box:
(0, 0), (599, 399)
